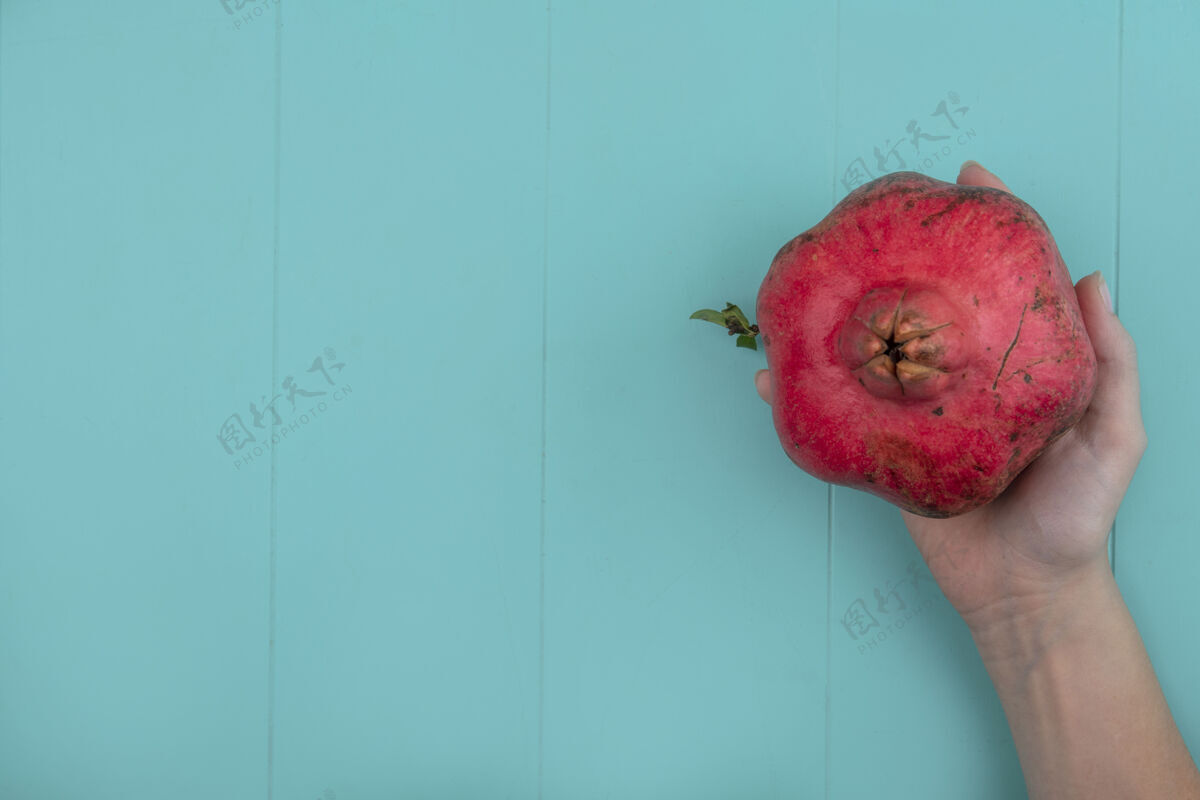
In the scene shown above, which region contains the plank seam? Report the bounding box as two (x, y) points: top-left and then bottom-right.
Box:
(538, 2), (553, 798)
(267, 5), (284, 799)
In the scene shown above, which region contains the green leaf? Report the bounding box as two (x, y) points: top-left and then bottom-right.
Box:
(692, 302), (759, 352)
(724, 303), (753, 330)
(690, 308), (729, 326)
(736, 334), (758, 350)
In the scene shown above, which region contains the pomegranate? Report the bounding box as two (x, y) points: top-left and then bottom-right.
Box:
(693, 171), (1097, 517)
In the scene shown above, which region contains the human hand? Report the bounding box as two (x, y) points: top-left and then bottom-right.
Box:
(754, 164), (1200, 798)
(754, 161), (1148, 634)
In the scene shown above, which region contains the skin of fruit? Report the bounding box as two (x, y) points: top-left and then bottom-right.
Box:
(756, 171), (1098, 518)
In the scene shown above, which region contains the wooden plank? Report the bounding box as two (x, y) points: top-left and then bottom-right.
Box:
(0, 5), (275, 798)
(542, 2), (835, 796)
(268, 3), (546, 798)
(1115, 0), (1200, 764)
(6, 2), (1196, 798)
(829, 2), (1121, 797)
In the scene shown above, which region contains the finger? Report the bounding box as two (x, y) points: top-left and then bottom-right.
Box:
(1073, 270), (1147, 456)
(755, 369), (772, 405)
(957, 160), (1012, 193)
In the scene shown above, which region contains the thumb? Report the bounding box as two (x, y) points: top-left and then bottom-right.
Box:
(755, 369), (772, 405)
(957, 160), (1012, 193)
(1073, 270), (1147, 458)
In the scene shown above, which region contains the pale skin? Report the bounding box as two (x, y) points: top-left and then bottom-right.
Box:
(755, 161), (1200, 799)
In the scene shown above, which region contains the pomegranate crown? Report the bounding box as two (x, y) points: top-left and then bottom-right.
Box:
(689, 303), (761, 351)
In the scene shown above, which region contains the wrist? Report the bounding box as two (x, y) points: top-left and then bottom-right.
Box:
(965, 556), (1120, 674)
(961, 555), (1200, 798)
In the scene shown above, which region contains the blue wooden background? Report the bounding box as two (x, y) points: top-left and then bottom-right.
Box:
(2, 2), (1197, 798)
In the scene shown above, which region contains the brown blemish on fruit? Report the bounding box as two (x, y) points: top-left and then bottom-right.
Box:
(920, 196), (969, 227)
(863, 431), (948, 504)
(972, 295), (979, 307)
(932, 406), (944, 416)
(1004, 447), (1023, 475)
(772, 233), (812, 264)
(992, 304), (1028, 390)
(908, 507), (955, 519)
(1048, 415), (1080, 441)
(1032, 287), (1045, 311)
(1009, 432), (1019, 442)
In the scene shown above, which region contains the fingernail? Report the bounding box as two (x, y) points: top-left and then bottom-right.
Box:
(959, 160), (982, 174)
(1097, 272), (1114, 313)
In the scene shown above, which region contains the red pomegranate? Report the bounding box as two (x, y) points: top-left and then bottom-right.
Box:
(693, 171), (1097, 517)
